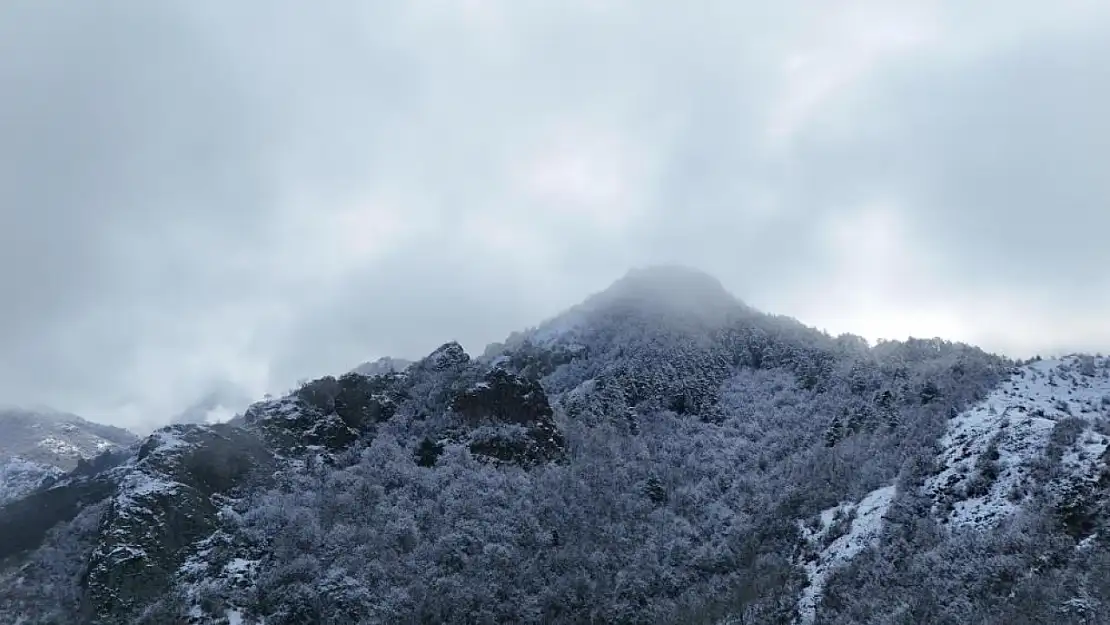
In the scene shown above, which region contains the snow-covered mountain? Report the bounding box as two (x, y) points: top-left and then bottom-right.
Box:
(2, 267), (1108, 624)
(0, 408), (137, 470)
(790, 354), (1110, 624)
(0, 409), (137, 506)
(0, 456), (64, 508)
(927, 355), (1110, 531)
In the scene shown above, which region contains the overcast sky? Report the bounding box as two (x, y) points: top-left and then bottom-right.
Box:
(2, 1), (1109, 431)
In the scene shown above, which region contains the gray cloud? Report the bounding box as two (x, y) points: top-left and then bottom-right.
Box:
(1, 1), (1108, 430)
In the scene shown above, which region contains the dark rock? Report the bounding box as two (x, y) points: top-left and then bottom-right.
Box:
(72, 448), (131, 479)
(452, 369), (565, 466)
(645, 475), (667, 505)
(467, 419), (565, 468)
(497, 341), (583, 380)
(422, 341), (471, 371)
(294, 375), (342, 414)
(453, 368), (554, 426)
(0, 475), (117, 561)
(81, 424), (274, 623)
(243, 393), (359, 454)
(334, 372), (400, 431)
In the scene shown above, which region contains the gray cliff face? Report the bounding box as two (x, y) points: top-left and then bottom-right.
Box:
(0, 423), (274, 624)
(452, 367), (565, 467)
(81, 424), (274, 623)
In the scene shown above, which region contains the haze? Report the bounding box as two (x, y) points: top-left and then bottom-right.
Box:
(2, 1), (1108, 430)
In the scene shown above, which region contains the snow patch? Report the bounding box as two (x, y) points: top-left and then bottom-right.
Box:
(112, 470), (182, 518)
(0, 456), (63, 505)
(224, 557), (258, 583)
(176, 499), (264, 623)
(795, 485), (896, 624)
(148, 428), (197, 455)
(37, 436), (82, 457)
(927, 356), (1110, 530)
(1062, 434), (1109, 479)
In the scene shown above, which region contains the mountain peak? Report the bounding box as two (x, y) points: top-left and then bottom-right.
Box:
(523, 265), (743, 348)
(602, 264), (735, 302)
(581, 265), (743, 324)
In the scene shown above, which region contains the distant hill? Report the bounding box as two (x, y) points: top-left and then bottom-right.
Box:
(0, 408), (136, 470)
(0, 408), (137, 506)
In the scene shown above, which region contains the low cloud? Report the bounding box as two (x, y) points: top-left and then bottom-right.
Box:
(1, 1), (1107, 430)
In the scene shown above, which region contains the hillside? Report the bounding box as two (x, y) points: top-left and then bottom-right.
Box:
(0, 409), (137, 507)
(3, 267), (1108, 624)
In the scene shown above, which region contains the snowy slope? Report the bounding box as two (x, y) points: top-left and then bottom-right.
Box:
(793, 355), (1110, 622)
(794, 486), (897, 625)
(0, 456), (64, 506)
(926, 356), (1110, 530)
(75, 423), (274, 621)
(0, 408), (136, 507)
(0, 408), (137, 471)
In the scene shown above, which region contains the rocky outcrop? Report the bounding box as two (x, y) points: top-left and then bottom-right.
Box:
(422, 341), (471, 372)
(453, 368), (553, 426)
(243, 385), (359, 454)
(81, 424), (273, 623)
(332, 372), (403, 430)
(452, 368), (565, 467)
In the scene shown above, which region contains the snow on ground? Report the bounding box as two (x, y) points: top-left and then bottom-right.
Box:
(176, 499), (265, 624)
(37, 436), (83, 457)
(1062, 432), (1109, 479)
(108, 427), (201, 519)
(0, 456), (63, 505)
(224, 557), (258, 583)
(111, 470), (182, 520)
(147, 427), (198, 455)
(254, 395), (305, 421)
(926, 356), (1110, 530)
(795, 485), (897, 625)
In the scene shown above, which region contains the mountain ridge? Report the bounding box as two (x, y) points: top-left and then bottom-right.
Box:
(0, 409), (138, 507)
(4, 268), (1107, 624)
